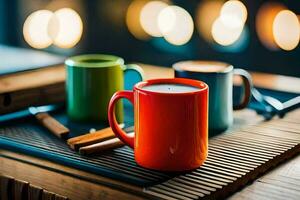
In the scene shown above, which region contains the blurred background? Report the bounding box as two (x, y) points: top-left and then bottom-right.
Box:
(0, 0), (299, 76)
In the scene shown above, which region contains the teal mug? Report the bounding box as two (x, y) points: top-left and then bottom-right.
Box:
(173, 61), (252, 133)
(65, 54), (144, 122)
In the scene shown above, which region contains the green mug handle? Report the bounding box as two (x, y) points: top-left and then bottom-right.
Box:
(123, 64), (145, 81)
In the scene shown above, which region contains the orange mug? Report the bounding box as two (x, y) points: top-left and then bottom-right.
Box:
(108, 78), (209, 171)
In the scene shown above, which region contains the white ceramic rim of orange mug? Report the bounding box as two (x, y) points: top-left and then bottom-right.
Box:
(134, 78), (208, 96)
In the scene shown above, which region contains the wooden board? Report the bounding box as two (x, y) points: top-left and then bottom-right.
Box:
(0, 65), (65, 114)
(0, 175), (68, 200)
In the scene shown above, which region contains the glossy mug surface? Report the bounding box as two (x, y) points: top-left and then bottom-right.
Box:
(65, 54), (144, 122)
(108, 78), (209, 171)
(173, 61), (252, 133)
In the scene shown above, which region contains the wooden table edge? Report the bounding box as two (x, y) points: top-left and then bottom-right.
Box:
(0, 149), (156, 199)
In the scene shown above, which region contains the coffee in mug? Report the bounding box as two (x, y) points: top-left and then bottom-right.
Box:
(142, 83), (201, 93)
(173, 61), (252, 133)
(108, 78), (209, 171)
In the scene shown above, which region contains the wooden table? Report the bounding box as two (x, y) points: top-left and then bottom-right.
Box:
(1, 64), (300, 199)
(230, 154), (300, 200)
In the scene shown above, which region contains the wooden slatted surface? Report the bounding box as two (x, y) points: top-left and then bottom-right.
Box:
(0, 175), (68, 200)
(144, 109), (300, 200)
(1, 110), (299, 199)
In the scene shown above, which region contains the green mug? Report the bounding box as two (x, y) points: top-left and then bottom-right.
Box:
(65, 54), (144, 122)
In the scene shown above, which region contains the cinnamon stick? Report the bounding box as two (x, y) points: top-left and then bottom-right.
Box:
(35, 112), (69, 139)
(67, 127), (116, 151)
(79, 132), (134, 155)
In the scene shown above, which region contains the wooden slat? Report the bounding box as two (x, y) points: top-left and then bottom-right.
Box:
(163, 180), (207, 197)
(147, 186), (193, 200)
(54, 194), (68, 200)
(28, 185), (43, 200)
(191, 170), (236, 182)
(203, 160), (251, 173)
(209, 140), (281, 156)
(0, 175), (68, 200)
(172, 177), (216, 192)
(208, 149), (268, 163)
(155, 184), (198, 199)
(143, 189), (178, 200)
(192, 172), (234, 184)
(263, 121), (300, 132)
(205, 155), (258, 169)
(185, 173), (228, 188)
(222, 134), (297, 147)
(0, 175), (14, 200)
(200, 165), (245, 177)
(214, 133), (287, 144)
(42, 190), (56, 200)
(209, 144), (277, 159)
(14, 179), (29, 200)
(180, 175), (225, 188)
(210, 138), (285, 154)
(242, 126), (300, 141)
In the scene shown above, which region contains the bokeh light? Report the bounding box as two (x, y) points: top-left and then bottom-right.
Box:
(157, 5), (176, 35)
(256, 2), (286, 50)
(140, 1), (168, 37)
(158, 6), (194, 45)
(195, 0), (224, 42)
(23, 10), (53, 49)
(211, 17), (243, 46)
(212, 25), (249, 52)
(23, 8), (83, 49)
(198, 0), (247, 47)
(220, 0), (247, 28)
(49, 8), (83, 48)
(126, 0), (150, 40)
(273, 10), (300, 51)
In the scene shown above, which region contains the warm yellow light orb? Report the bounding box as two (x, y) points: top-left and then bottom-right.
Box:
(158, 6), (194, 45)
(211, 17), (243, 46)
(273, 10), (300, 51)
(256, 2), (286, 50)
(140, 1), (168, 37)
(23, 10), (53, 49)
(195, 0), (224, 42)
(157, 6), (176, 35)
(126, 0), (150, 40)
(50, 8), (83, 48)
(220, 0), (247, 28)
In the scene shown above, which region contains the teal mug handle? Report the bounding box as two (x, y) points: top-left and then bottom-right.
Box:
(233, 68), (253, 110)
(124, 64), (145, 81)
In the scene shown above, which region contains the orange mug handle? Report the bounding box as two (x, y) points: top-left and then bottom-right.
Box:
(108, 91), (135, 149)
(233, 68), (253, 110)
